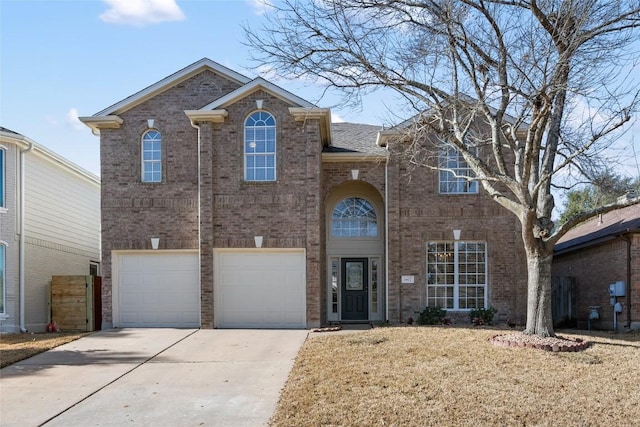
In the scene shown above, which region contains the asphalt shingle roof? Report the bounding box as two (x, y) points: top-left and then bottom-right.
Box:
(555, 201), (640, 253)
(326, 122), (386, 156)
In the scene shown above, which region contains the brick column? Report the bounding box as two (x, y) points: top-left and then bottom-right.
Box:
(199, 122), (215, 328)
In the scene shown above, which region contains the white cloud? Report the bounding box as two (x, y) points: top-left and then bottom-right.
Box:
(100, 0), (185, 26)
(66, 108), (85, 131)
(247, 0), (272, 16)
(331, 112), (345, 123)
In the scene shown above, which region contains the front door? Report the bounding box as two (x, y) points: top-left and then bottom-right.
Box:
(341, 258), (368, 320)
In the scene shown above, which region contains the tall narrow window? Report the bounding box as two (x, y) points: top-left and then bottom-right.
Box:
(0, 243), (5, 314)
(142, 130), (162, 183)
(438, 144), (478, 194)
(244, 111), (276, 181)
(0, 148), (5, 207)
(427, 241), (487, 310)
(332, 197), (377, 237)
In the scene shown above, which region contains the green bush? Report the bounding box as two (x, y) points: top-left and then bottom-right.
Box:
(417, 306), (448, 325)
(470, 306), (497, 325)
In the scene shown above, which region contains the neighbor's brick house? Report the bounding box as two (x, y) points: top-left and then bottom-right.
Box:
(553, 201), (640, 330)
(81, 58), (528, 329)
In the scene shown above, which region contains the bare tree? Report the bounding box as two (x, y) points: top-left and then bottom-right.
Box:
(246, 0), (640, 337)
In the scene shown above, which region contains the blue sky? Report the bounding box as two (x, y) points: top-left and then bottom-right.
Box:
(1, 0), (638, 180)
(0, 0), (384, 176)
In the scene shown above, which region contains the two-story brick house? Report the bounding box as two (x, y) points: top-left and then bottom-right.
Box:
(81, 58), (527, 329)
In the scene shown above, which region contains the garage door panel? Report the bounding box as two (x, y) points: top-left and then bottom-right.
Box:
(116, 252), (200, 328)
(215, 251), (306, 329)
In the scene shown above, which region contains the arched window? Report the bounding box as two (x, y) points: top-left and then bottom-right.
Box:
(244, 111), (276, 181)
(142, 130), (162, 183)
(332, 197), (377, 237)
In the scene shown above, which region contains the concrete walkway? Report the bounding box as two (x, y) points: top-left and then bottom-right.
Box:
(0, 328), (308, 426)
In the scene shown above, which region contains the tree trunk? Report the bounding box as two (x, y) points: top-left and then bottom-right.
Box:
(523, 251), (555, 337)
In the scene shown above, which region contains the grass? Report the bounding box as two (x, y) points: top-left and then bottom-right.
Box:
(0, 331), (91, 368)
(270, 326), (640, 427)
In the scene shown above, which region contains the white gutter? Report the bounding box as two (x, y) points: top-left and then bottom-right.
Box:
(19, 141), (34, 332)
(384, 152), (390, 322)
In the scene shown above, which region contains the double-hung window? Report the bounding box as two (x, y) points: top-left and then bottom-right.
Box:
(438, 143), (478, 194)
(142, 130), (162, 183)
(244, 111), (276, 181)
(427, 241), (487, 310)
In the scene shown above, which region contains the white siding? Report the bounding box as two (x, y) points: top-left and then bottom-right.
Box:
(0, 143), (19, 331)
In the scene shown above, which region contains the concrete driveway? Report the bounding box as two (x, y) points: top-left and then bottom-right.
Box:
(0, 328), (308, 426)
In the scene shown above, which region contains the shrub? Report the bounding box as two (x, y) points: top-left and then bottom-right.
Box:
(417, 306), (448, 325)
(470, 306), (497, 325)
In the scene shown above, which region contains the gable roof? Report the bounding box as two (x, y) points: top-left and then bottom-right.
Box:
(92, 58), (251, 117)
(555, 202), (640, 254)
(200, 77), (315, 110)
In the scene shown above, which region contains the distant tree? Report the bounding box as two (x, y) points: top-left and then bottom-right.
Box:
(558, 173), (640, 226)
(246, 0), (640, 337)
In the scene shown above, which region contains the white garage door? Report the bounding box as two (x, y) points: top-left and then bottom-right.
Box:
(115, 251), (200, 328)
(214, 250), (306, 328)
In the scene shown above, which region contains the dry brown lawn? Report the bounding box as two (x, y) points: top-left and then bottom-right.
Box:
(271, 327), (640, 427)
(0, 332), (90, 368)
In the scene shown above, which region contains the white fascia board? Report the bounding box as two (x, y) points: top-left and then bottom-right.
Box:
(79, 115), (123, 135)
(184, 109), (228, 124)
(93, 58), (251, 117)
(201, 78), (316, 110)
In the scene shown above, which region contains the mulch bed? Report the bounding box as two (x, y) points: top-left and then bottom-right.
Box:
(490, 332), (589, 352)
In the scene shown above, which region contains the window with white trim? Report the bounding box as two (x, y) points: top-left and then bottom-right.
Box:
(0, 148), (5, 208)
(332, 197), (377, 237)
(0, 243), (5, 314)
(426, 241), (487, 310)
(244, 111), (276, 181)
(438, 144), (478, 194)
(142, 130), (162, 183)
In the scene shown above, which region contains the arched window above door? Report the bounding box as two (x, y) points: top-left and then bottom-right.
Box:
(331, 197), (377, 237)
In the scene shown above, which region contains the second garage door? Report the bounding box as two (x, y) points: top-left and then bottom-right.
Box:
(115, 251), (200, 328)
(214, 250), (306, 328)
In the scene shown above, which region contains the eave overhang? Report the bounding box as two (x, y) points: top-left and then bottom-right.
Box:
(322, 151), (388, 162)
(78, 115), (123, 135)
(184, 109), (229, 125)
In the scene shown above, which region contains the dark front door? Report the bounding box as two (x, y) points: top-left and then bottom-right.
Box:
(341, 258), (368, 320)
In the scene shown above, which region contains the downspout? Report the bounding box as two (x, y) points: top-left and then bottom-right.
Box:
(19, 141), (34, 332)
(620, 233), (632, 328)
(188, 119), (203, 322)
(384, 152), (389, 322)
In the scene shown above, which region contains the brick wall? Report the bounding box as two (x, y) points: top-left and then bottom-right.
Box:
(552, 235), (639, 330)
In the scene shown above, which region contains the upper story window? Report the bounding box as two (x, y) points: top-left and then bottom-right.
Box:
(332, 197), (378, 237)
(244, 111), (276, 182)
(438, 143), (478, 194)
(142, 130), (162, 183)
(0, 148), (5, 208)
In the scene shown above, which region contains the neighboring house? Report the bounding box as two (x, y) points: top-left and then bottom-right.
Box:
(0, 127), (101, 333)
(553, 200), (640, 330)
(80, 58), (528, 329)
